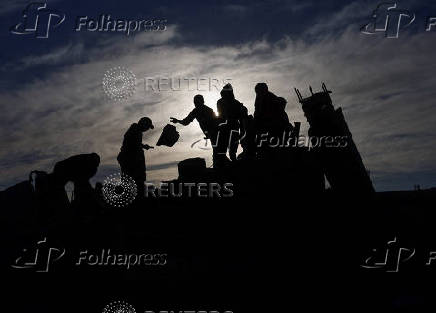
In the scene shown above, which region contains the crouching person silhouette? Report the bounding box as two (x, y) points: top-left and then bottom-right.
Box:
(170, 94), (228, 168)
(117, 117), (154, 199)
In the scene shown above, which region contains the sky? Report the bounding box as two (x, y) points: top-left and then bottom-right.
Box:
(1, 0), (436, 191)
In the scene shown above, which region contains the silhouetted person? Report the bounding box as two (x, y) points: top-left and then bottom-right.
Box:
(277, 97), (290, 125)
(53, 153), (100, 187)
(35, 153), (100, 225)
(117, 117), (154, 198)
(239, 114), (256, 159)
(52, 153), (101, 220)
(216, 83), (248, 161)
(171, 95), (226, 167)
(253, 83), (289, 152)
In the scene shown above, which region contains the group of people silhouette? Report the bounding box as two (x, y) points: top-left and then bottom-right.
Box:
(118, 83), (291, 195)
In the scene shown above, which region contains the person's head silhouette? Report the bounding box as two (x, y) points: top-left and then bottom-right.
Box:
(220, 83), (234, 100)
(255, 83), (268, 95)
(194, 94), (204, 108)
(138, 117), (154, 131)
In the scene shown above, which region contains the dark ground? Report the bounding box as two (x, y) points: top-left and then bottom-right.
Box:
(2, 172), (436, 312)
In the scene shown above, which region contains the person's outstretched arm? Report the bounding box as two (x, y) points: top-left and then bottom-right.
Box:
(170, 109), (196, 126)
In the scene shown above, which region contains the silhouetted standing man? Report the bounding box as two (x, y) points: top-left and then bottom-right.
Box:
(253, 83), (289, 151)
(171, 95), (225, 167)
(216, 83), (248, 161)
(117, 117), (154, 197)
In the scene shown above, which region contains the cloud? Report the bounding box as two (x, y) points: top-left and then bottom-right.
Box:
(1, 2), (436, 191)
(303, 1), (372, 37)
(2, 43), (84, 71)
(222, 4), (248, 14)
